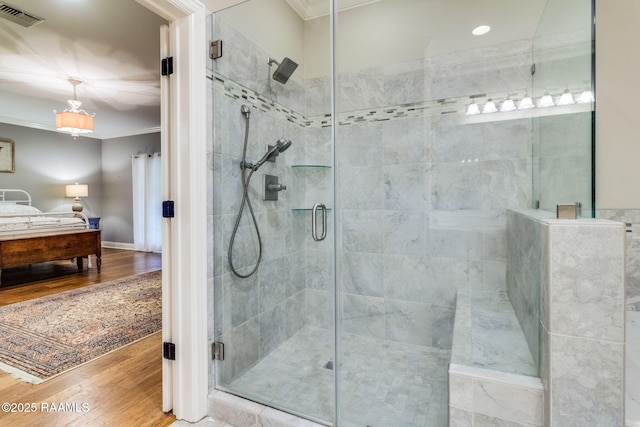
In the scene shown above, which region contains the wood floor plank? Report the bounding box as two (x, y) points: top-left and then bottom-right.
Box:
(0, 249), (174, 426)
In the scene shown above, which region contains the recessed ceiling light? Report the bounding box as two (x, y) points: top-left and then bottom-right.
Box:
(472, 25), (491, 36)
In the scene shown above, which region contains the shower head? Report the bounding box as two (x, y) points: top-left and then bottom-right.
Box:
(275, 138), (292, 153)
(268, 56), (298, 84)
(252, 138), (293, 171)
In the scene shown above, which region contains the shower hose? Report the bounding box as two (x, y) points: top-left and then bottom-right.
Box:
(227, 106), (262, 278)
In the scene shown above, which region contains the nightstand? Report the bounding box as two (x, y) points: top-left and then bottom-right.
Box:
(85, 217), (100, 268)
(88, 217), (100, 229)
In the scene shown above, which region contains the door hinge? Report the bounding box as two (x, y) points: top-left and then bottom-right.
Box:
(210, 40), (222, 60)
(162, 56), (174, 76)
(163, 342), (176, 360)
(530, 63), (536, 75)
(162, 200), (174, 218)
(212, 342), (224, 360)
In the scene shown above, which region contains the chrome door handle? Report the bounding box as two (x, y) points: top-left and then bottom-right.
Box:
(311, 203), (327, 241)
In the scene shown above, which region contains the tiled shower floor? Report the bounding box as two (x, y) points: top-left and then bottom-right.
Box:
(229, 325), (450, 427)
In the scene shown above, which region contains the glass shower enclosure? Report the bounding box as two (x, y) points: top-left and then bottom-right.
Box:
(209, 1), (594, 426)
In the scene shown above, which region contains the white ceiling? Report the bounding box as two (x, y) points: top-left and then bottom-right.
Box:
(0, 0), (167, 139)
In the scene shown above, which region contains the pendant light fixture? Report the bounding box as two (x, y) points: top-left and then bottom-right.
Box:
(578, 89), (594, 104)
(465, 101), (481, 115)
(482, 99), (498, 114)
(500, 96), (517, 112)
(538, 90), (555, 108)
(517, 92), (535, 110)
(54, 78), (95, 139)
(557, 87), (575, 106)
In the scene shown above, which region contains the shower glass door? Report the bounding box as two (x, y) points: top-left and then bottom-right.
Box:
(333, 2), (451, 425)
(531, 0), (595, 216)
(209, 2), (336, 424)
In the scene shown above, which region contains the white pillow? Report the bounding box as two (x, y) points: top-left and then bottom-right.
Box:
(0, 203), (42, 215)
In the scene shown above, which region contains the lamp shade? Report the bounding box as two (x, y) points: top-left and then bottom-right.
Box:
(500, 98), (517, 112)
(65, 184), (88, 198)
(538, 91), (555, 108)
(482, 100), (498, 114)
(54, 80), (95, 139)
(518, 96), (535, 110)
(557, 89), (575, 106)
(578, 90), (594, 103)
(465, 102), (480, 115)
(56, 111), (94, 134)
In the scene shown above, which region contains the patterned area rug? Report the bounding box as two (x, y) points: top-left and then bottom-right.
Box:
(0, 270), (161, 383)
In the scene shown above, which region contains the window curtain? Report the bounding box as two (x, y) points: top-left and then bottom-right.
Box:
(132, 153), (162, 252)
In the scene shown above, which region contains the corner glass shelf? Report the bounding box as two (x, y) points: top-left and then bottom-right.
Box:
(291, 164), (332, 169)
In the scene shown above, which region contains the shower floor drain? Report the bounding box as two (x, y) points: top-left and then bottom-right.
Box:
(322, 360), (333, 370)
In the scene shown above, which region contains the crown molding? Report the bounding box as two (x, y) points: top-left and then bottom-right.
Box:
(284, 0), (380, 20)
(0, 116), (160, 140)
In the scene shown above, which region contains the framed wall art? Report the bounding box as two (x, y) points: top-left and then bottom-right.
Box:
(0, 138), (15, 173)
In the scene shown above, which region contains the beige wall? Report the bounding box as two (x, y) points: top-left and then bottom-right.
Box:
(596, 0), (640, 209)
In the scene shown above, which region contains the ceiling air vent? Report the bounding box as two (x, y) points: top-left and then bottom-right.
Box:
(0, 2), (44, 28)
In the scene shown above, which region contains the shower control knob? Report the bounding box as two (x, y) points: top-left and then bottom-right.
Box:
(263, 174), (286, 201)
(267, 183), (287, 192)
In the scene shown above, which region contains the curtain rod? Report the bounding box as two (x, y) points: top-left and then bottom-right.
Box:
(131, 152), (161, 159)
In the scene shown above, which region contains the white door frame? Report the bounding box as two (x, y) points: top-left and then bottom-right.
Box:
(136, 0), (208, 422)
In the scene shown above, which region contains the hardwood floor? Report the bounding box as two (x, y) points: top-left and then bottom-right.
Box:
(0, 249), (176, 427)
(0, 248), (162, 305)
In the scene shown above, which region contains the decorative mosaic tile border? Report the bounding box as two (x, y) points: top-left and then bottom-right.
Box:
(210, 71), (592, 129)
(211, 73), (308, 127)
(210, 71), (462, 128)
(337, 100), (459, 126)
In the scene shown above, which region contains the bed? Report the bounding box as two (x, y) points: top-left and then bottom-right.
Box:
(0, 189), (101, 285)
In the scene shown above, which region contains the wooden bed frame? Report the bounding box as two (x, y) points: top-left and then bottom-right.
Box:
(0, 189), (102, 285)
(0, 229), (101, 285)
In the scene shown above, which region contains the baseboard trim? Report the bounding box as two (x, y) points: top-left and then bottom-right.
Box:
(102, 241), (136, 251)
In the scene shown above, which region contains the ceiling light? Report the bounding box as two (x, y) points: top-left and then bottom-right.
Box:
(472, 25), (491, 36)
(557, 88), (575, 106)
(538, 90), (555, 108)
(466, 102), (481, 115)
(54, 78), (95, 139)
(482, 99), (497, 114)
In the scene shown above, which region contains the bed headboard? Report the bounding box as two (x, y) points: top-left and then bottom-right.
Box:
(0, 189), (32, 206)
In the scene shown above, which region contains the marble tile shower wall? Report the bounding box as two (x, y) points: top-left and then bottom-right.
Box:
(333, 40), (535, 350)
(213, 19), (306, 116)
(296, 127), (335, 333)
(539, 218), (625, 427)
(506, 210), (546, 372)
(210, 16), (309, 385)
(208, 13), (545, 384)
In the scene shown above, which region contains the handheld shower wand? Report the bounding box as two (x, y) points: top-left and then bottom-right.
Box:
(241, 138), (292, 172)
(252, 138), (292, 171)
(228, 105), (293, 278)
